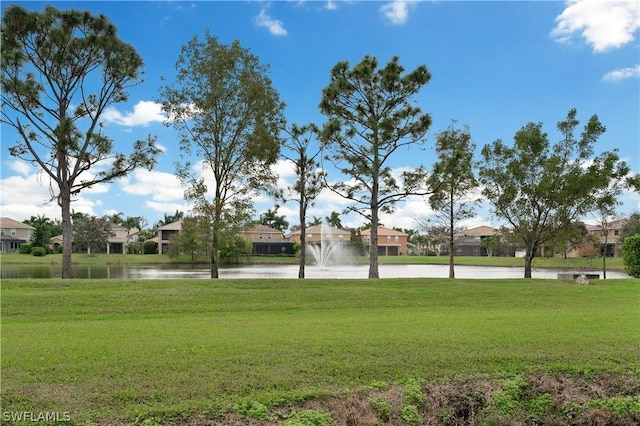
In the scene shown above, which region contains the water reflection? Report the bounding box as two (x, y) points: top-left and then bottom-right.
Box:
(0, 263), (630, 279)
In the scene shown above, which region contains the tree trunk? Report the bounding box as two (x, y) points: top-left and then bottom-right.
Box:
(448, 194), (455, 279)
(299, 206), (306, 279)
(369, 223), (379, 278)
(60, 185), (73, 279)
(210, 233), (219, 279)
(524, 251), (534, 279)
(602, 235), (608, 279)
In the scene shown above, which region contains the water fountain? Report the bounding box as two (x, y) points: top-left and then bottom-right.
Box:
(305, 224), (351, 269)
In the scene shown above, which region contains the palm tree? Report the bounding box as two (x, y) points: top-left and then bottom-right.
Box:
(106, 212), (124, 225)
(308, 216), (323, 227)
(325, 211), (343, 229)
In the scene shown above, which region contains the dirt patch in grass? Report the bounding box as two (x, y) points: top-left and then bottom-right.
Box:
(114, 372), (639, 426)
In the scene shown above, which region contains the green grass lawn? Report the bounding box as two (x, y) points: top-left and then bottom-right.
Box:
(1, 277), (638, 424)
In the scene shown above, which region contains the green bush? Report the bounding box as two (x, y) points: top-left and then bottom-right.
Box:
(492, 374), (528, 416)
(280, 409), (333, 426)
(369, 397), (391, 422)
(586, 395), (640, 418)
(400, 404), (421, 425)
(31, 246), (47, 257)
(403, 379), (426, 407)
(143, 240), (157, 255)
(57, 244), (63, 253)
(232, 400), (269, 421)
(18, 243), (32, 254)
(621, 234), (640, 277)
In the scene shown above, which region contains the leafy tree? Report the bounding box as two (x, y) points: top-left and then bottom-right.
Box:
(167, 216), (207, 261)
(122, 216), (145, 252)
(259, 208), (289, 232)
(320, 55), (432, 278)
(24, 215), (53, 249)
(278, 124), (325, 278)
(621, 234), (640, 278)
(410, 233), (429, 255)
(481, 235), (501, 257)
(626, 174), (640, 193)
(426, 121), (478, 278)
(72, 215), (113, 255)
(159, 31), (284, 278)
(479, 109), (629, 278)
(1, 5), (160, 278)
(551, 221), (588, 259)
(620, 212), (640, 241)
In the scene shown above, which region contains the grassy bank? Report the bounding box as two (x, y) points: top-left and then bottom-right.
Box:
(1, 277), (638, 424)
(0, 252), (625, 271)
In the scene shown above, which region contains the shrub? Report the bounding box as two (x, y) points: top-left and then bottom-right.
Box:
(57, 245), (63, 254)
(369, 397), (391, 422)
(400, 404), (421, 425)
(232, 400), (269, 421)
(18, 243), (32, 254)
(492, 374), (528, 416)
(281, 409), (333, 426)
(143, 240), (157, 254)
(403, 379), (426, 407)
(31, 246), (47, 257)
(621, 234), (640, 277)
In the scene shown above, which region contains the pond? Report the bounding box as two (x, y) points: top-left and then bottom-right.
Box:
(0, 263), (630, 280)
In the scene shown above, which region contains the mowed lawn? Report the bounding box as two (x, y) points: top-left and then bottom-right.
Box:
(1, 277), (639, 424)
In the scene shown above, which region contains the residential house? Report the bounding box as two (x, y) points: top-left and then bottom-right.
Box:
(453, 226), (515, 257)
(583, 218), (629, 257)
(361, 226), (408, 256)
(0, 217), (35, 252)
(239, 224), (294, 255)
(156, 220), (183, 254)
(50, 223), (140, 254)
(288, 224), (351, 248)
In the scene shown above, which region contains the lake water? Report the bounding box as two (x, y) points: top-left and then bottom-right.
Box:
(0, 263), (630, 280)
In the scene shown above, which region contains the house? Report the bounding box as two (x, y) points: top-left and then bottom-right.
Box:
(50, 223), (140, 254)
(156, 220), (183, 254)
(361, 226), (408, 256)
(0, 217), (35, 252)
(452, 225), (515, 257)
(583, 218), (629, 257)
(288, 224), (351, 247)
(239, 224), (294, 255)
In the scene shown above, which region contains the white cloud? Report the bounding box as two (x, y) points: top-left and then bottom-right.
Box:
(102, 101), (166, 127)
(0, 173), (99, 222)
(552, 0), (640, 52)
(380, 0), (418, 25)
(119, 169), (184, 202)
(8, 160), (34, 177)
(325, 1), (338, 11)
(603, 64), (640, 81)
(255, 9), (288, 36)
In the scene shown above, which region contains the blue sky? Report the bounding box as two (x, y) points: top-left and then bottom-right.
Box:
(1, 0), (639, 232)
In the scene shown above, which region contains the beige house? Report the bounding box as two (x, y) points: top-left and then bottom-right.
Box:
(361, 226), (408, 256)
(50, 222), (140, 254)
(156, 220), (183, 254)
(288, 224), (351, 246)
(0, 217), (35, 252)
(240, 224), (294, 255)
(583, 218), (629, 257)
